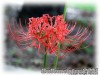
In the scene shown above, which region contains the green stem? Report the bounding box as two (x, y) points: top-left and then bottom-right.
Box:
(63, 4), (67, 21)
(53, 56), (58, 69)
(43, 48), (47, 68)
(53, 4), (67, 69)
(53, 42), (60, 69)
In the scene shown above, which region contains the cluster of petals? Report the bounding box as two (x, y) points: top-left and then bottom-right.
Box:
(8, 14), (92, 57)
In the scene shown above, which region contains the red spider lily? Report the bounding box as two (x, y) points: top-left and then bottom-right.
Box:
(7, 14), (92, 57)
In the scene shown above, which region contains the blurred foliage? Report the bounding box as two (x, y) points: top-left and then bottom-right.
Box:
(14, 59), (22, 65)
(81, 43), (93, 54)
(27, 48), (34, 53)
(68, 4), (95, 12)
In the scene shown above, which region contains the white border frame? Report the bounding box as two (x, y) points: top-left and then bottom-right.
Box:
(0, 0), (98, 75)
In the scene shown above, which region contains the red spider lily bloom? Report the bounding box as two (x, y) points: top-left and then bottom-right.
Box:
(7, 14), (92, 57)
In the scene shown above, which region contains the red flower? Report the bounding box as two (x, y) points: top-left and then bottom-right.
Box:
(7, 14), (92, 57)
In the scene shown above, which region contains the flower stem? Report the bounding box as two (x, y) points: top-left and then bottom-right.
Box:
(53, 42), (60, 69)
(53, 55), (58, 69)
(43, 48), (47, 68)
(53, 4), (67, 69)
(63, 4), (67, 20)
